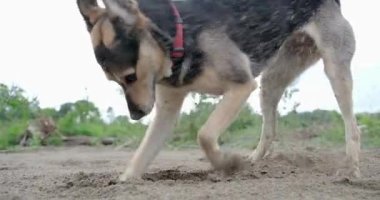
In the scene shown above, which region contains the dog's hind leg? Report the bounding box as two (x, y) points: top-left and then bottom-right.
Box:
(198, 80), (257, 172)
(323, 36), (360, 178)
(249, 32), (321, 162)
(306, 6), (360, 177)
(324, 57), (361, 178)
(119, 85), (186, 181)
(249, 69), (295, 162)
(249, 55), (316, 162)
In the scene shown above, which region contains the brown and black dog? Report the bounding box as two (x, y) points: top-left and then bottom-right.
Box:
(77, 0), (360, 181)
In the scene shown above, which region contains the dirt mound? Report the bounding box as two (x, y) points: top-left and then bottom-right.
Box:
(1, 147), (380, 200)
(61, 172), (118, 189)
(334, 178), (380, 191)
(143, 169), (210, 182)
(254, 151), (337, 174)
(140, 151), (333, 183)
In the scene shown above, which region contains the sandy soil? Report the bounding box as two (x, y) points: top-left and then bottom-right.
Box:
(1, 147), (380, 200)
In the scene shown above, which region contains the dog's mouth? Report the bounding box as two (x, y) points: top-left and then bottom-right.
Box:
(130, 109), (146, 120)
(126, 95), (153, 120)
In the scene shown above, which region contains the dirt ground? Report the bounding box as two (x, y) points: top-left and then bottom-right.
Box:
(1, 147), (380, 200)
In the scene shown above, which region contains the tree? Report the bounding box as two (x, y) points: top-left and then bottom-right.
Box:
(0, 84), (40, 149)
(38, 108), (59, 120)
(72, 100), (101, 123)
(57, 99), (103, 136)
(0, 84), (38, 121)
(58, 100), (101, 123)
(58, 102), (74, 118)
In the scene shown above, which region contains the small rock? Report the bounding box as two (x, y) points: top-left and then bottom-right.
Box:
(63, 136), (92, 146)
(101, 137), (116, 146)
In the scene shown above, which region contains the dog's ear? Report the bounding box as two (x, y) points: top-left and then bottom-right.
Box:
(77, 0), (104, 31)
(103, 0), (147, 28)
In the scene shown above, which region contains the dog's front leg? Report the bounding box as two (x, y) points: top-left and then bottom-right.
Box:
(198, 80), (257, 172)
(119, 85), (186, 181)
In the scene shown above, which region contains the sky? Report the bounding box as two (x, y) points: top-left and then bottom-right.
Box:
(0, 0), (379, 120)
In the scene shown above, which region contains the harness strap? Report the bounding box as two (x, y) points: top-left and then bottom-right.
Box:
(168, 1), (185, 58)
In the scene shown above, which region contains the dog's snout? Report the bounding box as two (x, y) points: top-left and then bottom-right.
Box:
(130, 109), (146, 120)
(126, 96), (147, 120)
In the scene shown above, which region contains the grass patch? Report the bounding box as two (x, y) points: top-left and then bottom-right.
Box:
(0, 120), (28, 150)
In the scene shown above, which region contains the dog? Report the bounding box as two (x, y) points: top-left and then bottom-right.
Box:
(77, 0), (360, 181)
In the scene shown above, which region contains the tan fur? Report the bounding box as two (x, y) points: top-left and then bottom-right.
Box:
(197, 80), (257, 170)
(120, 85), (187, 179)
(77, 0), (104, 24)
(101, 19), (116, 48)
(122, 34), (169, 113)
(134, 13), (149, 30)
(90, 22), (102, 47)
(88, 8), (105, 24)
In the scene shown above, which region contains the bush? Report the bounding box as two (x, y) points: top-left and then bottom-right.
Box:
(0, 120), (28, 150)
(173, 99), (215, 145)
(103, 116), (146, 146)
(1, 83), (380, 150)
(358, 113), (380, 147)
(45, 134), (63, 146)
(57, 100), (104, 137)
(172, 97), (262, 148)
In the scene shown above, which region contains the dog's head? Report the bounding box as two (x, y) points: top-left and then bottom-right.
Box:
(77, 0), (173, 120)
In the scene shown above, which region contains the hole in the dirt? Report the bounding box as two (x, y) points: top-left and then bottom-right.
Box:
(335, 179), (380, 191)
(61, 172), (118, 188)
(142, 169), (209, 182)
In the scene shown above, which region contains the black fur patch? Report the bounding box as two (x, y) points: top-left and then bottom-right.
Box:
(77, 0), (99, 32)
(219, 0), (324, 63)
(183, 49), (204, 83)
(94, 18), (140, 70)
(162, 48), (205, 86)
(82, 15), (94, 32)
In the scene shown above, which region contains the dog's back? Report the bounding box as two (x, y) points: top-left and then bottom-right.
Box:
(140, 0), (325, 64)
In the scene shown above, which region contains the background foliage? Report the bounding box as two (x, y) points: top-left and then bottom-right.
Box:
(0, 83), (379, 150)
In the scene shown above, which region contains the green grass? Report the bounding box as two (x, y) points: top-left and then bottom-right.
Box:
(1, 83), (378, 150)
(0, 120), (28, 150)
(1, 110), (380, 150)
(358, 113), (380, 147)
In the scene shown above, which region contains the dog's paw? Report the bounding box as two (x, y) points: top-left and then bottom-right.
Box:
(248, 146), (274, 163)
(248, 149), (270, 163)
(214, 152), (248, 175)
(248, 150), (261, 163)
(119, 173), (130, 183)
(119, 171), (142, 183)
(335, 167), (361, 180)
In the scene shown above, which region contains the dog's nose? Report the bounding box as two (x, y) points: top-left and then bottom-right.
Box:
(130, 109), (146, 120)
(126, 95), (148, 120)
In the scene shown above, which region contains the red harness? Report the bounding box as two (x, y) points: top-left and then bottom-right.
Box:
(169, 1), (185, 59)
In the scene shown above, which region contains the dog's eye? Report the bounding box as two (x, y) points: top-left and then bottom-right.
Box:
(124, 74), (137, 84)
(111, 17), (123, 26)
